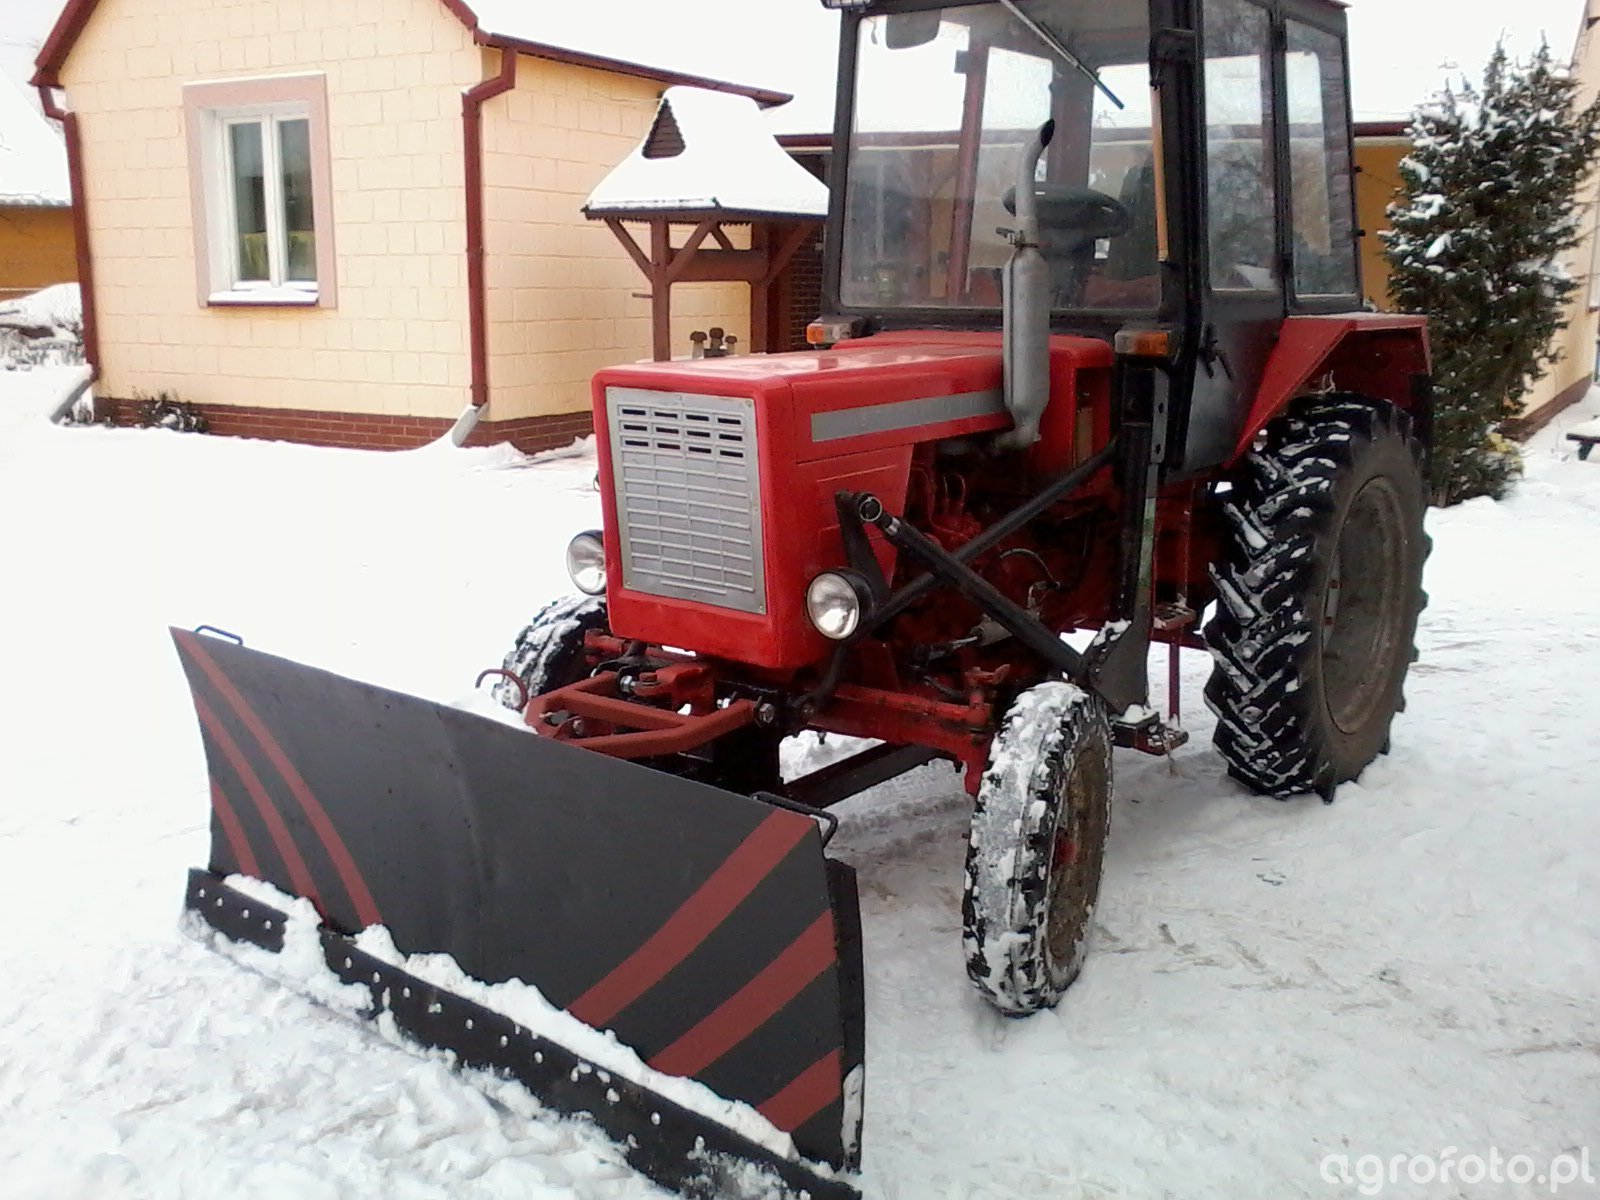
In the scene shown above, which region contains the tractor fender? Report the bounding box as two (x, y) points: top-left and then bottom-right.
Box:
(1226, 313), (1431, 466)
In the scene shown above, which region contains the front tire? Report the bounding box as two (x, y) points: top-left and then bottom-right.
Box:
(495, 594), (608, 710)
(1204, 397), (1428, 798)
(962, 682), (1114, 1016)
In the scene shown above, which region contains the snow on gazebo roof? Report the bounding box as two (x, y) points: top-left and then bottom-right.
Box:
(0, 74), (69, 207)
(585, 87), (828, 222)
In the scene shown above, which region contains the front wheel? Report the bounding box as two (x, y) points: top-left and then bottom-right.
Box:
(494, 594), (608, 710)
(962, 681), (1114, 1016)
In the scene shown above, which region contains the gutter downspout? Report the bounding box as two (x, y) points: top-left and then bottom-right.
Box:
(35, 82), (100, 384)
(451, 46), (517, 446)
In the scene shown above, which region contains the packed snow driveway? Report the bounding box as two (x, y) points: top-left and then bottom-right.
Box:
(0, 373), (1595, 1199)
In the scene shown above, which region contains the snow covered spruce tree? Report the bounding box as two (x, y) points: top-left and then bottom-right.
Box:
(1382, 42), (1600, 505)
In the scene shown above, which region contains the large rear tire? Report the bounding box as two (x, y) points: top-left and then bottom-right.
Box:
(495, 594), (608, 710)
(1204, 397), (1428, 798)
(962, 681), (1113, 1015)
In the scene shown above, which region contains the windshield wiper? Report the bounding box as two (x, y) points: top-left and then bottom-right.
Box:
(996, 0), (1125, 111)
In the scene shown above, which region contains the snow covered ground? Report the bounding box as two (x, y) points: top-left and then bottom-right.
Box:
(0, 365), (1595, 1200)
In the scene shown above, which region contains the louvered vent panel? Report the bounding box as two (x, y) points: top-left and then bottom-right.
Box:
(606, 388), (765, 615)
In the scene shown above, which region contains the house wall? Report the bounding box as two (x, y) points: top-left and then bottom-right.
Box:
(1353, 139), (1407, 311)
(61, 0), (478, 422)
(1514, 1), (1600, 431)
(0, 206), (77, 300)
(481, 55), (749, 423)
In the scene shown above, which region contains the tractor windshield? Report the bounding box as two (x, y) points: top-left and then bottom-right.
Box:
(840, 1), (1159, 315)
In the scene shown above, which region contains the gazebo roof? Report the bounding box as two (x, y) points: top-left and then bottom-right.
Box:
(585, 87), (828, 223)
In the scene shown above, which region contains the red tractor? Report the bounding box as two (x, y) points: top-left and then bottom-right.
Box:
(175, 1), (1429, 1195)
(500, 0), (1429, 1012)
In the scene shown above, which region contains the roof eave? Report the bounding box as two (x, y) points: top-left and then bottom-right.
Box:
(30, 0), (792, 108)
(31, 0), (97, 88)
(472, 29), (792, 108)
(1354, 120), (1411, 140)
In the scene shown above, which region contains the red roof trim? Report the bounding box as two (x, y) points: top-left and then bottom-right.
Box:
(776, 133), (833, 152)
(30, 0), (96, 87)
(32, 0), (791, 107)
(469, 30), (790, 107)
(1354, 120), (1411, 140)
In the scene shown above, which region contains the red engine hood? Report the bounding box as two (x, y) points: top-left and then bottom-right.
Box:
(587, 333), (1113, 672)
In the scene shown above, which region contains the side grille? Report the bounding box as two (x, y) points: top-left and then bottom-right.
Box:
(606, 387), (765, 615)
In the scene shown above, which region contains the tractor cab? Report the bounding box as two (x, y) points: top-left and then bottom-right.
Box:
(821, 0), (1365, 470)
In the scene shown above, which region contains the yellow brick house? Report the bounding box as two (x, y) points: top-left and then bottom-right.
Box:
(31, 0), (794, 451)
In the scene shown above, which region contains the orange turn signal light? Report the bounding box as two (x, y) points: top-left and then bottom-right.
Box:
(807, 320), (855, 347)
(1113, 328), (1174, 359)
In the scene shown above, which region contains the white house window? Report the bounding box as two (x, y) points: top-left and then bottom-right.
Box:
(226, 115), (317, 289)
(184, 75), (336, 308)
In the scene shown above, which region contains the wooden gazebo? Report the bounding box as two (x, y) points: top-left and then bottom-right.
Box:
(585, 87), (828, 361)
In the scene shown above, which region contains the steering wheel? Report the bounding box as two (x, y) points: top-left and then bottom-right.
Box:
(1002, 185), (1132, 244)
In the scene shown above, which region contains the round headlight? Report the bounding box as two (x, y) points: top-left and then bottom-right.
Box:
(806, 572), (866, 641)
(566, 531), (607, 596)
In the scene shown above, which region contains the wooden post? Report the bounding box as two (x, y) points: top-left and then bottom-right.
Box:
(750, 225), (771, 353)
(650, 218), (671, 362)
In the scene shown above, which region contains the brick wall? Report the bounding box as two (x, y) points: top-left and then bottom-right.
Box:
(98, 394), (594, 454)
(777, 153), (827, 351)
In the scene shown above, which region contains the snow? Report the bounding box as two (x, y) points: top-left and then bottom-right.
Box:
(2, 362), (1599, 1198)
(220, 875), (801, 1164)
(0, 280), (81, 332)
(0, 69), (69, 206)
(586, 87), (828, 220)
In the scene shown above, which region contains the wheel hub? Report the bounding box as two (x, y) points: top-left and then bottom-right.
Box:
(1044, 746), (1109, 969)
(1321, 476), (1408, 735)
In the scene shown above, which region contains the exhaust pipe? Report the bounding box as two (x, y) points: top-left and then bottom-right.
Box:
(996, 119), (1055, 451)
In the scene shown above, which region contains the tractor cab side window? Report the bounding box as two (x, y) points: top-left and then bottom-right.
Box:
(1203, 0), (1279, 291)
(1285, 22), (1360, 297)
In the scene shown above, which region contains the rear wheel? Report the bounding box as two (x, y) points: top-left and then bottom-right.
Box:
(495, 594), (608, 710)
(962, 681), (1113, 1015)
(1204, 397), (1428, 798)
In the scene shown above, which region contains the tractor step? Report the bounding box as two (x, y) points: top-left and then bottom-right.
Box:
(186, 871), (858, 1200)
(1112, 711), (1190, 755)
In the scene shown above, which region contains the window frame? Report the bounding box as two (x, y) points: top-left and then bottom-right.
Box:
(184, 74), (336, 309)
(1276, 0), (1364, 312)
(1199, 0), (1282, 296)
(1282, 15), (1362, 306)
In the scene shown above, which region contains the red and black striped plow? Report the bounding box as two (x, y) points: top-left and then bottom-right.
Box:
(172, 629), (865, 1200)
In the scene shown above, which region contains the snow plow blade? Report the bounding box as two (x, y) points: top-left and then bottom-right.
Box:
(172, 628), (865, 1199)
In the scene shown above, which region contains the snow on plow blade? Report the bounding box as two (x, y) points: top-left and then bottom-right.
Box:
(172, 629), (864, 1199)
